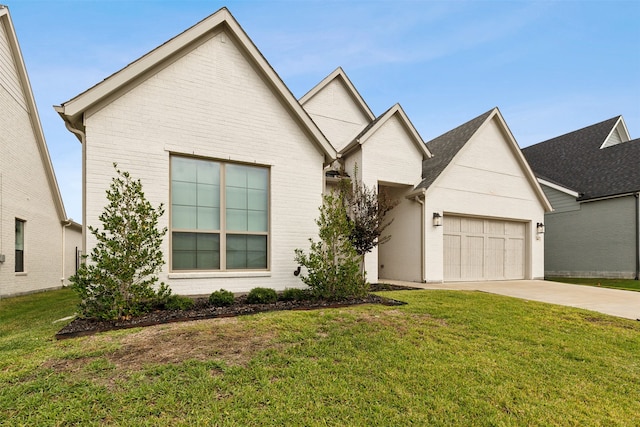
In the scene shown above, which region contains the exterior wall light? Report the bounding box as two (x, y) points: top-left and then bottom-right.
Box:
(536, 222), (545, 234)
(433, 212), (443, 227)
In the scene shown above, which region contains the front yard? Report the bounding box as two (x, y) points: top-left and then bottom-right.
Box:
(547, 277), (640, 292)
(1, 288), (639, 425)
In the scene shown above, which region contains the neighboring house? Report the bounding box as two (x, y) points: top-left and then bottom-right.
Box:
(522, 117), (640, 279)
(56, 8), (550, 294)
(0, 6), (81, 297)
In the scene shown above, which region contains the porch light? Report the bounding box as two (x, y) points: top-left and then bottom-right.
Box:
(433, 212), (443, 227)
(536, 222), (545, 234)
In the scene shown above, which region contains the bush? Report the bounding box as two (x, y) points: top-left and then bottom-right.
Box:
(162, 295), (194, 311)
(294, 193), (368, 301)
(70, 165), (169, 320)
(209, 289), (235, 307)
(280, 288), (310, 302)
(246, 287), (278, 304)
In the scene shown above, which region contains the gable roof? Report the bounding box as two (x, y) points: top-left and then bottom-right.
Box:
(300, 67), (376, 122)
(415, 107), (551, 210)
(522, 116), (639, 200)
(55, 7), (336, 164)
(416, 109), (493, 191)
(339, 103), (432, 159)
(0, 5), (68, 222)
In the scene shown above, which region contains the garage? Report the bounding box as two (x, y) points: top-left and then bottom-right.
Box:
(443, 216), (526, 281)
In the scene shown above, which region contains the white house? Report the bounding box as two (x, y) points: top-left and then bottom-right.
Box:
(302, 68), (551, 284)
(0, 6), (81, 297)
(57, 8), (550, 295)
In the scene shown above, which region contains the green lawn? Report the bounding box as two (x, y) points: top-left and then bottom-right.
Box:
(1, 288), (639, 426)
(548, 277), (640, 292)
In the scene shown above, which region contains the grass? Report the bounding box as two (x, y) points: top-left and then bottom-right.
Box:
(548, 277), (640, 292)
(1, 288), (639, 426)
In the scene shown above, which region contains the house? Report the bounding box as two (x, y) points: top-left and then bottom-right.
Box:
(0, 6), (81, 297)
(522, 117), (640, 279)
(56, 8), (550, 294)
(302, 69), (551, 283)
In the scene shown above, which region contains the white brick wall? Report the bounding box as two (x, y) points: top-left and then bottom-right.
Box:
(302, 79), (370, 152)
(83, 30), (325, 295)
(0, 54), (64, 297)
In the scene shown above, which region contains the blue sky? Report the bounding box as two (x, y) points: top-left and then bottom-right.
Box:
(7, 0), (640, 222)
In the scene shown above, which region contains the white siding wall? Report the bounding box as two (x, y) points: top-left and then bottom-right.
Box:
(63, 225), (82, 284)
(0, 20), (64, 296)
(302, 79), (370, 152)
(83, 30), (325, 295)
(424, 117), (546, 282)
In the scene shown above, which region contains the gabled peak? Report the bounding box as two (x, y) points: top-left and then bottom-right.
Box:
(600, 116), (631, 149)
(300, 67), (375, 121)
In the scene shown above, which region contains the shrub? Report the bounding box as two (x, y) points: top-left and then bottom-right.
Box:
(280, 288), (310, 302)
(209, 289), (235, 307)
(246, 287), (278, 304)
(294, 193), (368, 301)
(70, 164), (169, 320)
(162, 295), (194, 311)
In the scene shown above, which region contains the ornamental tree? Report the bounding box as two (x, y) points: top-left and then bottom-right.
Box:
(70, 164), (170, 320)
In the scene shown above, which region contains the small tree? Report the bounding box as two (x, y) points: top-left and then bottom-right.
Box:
(71, 164), (170, 320)
(294, 193), (368, 300)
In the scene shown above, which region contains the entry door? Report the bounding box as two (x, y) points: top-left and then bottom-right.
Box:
(443, 216), (525, 281)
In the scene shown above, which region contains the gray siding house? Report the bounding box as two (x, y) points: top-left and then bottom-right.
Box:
(522, 116), (640, 279)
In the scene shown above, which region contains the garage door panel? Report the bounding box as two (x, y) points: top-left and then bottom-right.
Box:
(444, 215), (526, 281)
(444, 234), (461, 280)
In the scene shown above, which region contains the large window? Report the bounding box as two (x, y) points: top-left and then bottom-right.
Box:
(171, 156), (268, 271)
(15, 219), (24, 273)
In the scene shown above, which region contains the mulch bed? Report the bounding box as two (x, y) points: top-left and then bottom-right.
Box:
(56, 284), (414, 340)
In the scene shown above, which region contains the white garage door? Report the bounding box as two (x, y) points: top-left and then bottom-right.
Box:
(443, 216), (526, 281)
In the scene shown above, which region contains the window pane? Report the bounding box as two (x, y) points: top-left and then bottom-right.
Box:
(197, 183), (219, 208)
(226, 186), (247, 209)
(15, 219), (24, 273)
(226, 208), (247, 231)
(197, 160), (220, 185)
(247, 210), (267, 232)
(172, 181), (197, 206)
(247, 167), (268, 190)
(227, 234), (266, 269)
(197, 207), (219, 230)
(172, 157), (197, 182)
(226, 164), (247, 187)
(247, 188), (267, 211)
(172, 232), (219, 270)
(172, 205), (197, 229)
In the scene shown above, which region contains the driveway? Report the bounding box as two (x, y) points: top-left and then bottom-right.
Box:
(382, 279), (640, 320)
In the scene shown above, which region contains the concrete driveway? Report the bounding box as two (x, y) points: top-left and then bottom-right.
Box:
(382, 279), (640, 320)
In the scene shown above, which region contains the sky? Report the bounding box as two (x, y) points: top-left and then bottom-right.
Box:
(6, 0), (640, 222)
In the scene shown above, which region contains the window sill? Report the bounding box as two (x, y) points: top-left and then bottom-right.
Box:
(15, 272), (28, 276)
(168, 271), (271, 279)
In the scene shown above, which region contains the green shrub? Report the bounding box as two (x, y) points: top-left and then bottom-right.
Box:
(280, 288), (310, 302)
(246, 287), (278, 304)
(163, 295), (194, 311)
(209, 289), (235, 307)
(294, 193), (368, 301)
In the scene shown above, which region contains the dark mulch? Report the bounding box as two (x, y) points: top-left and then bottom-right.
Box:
(56, 284), (412, 340)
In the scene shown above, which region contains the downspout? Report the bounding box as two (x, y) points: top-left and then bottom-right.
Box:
(63, 121), (87, 257)
(635, 192), (639, 280)
(61, 220), (72, 286)
(413, 190), (426, 283)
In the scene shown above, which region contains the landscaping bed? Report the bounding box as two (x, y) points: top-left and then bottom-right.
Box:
(55, 284), (412, 340)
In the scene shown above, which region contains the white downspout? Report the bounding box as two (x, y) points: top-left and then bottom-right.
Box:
(63, 121), (87, 257)
(413, 190), (426, 283)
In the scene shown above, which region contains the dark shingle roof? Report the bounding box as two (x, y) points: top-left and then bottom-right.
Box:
(416, 109), (494, 190)
(521, 117), (640, 200)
